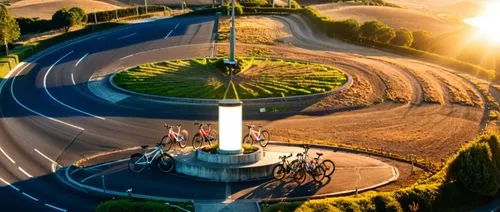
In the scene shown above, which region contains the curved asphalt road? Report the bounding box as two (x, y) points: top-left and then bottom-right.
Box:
(0, 15), (397, 211)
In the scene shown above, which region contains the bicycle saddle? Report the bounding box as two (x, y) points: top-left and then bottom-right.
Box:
(316, 152), (323, 156)
(141, 145), (148, 149)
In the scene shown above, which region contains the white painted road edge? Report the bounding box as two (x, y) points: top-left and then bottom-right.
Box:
(18, 166), (33, 178)
(43, 51), (106, 120)
(117, 33), (137, 40)
(0, 146), (16, 164)
(0, 177), (20, 191)
(74, 53), (88, 67)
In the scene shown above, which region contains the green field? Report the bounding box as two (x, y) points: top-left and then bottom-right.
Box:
(113, 58), (347, 99)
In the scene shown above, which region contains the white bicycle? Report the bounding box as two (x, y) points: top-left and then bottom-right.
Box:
(128, 139), (175, 173)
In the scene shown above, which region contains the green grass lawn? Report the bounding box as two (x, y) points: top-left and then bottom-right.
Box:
(113, 58), (347, 99)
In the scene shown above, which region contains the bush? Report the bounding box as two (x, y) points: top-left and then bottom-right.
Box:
(376, 27), (395, 43)
(69, 7), (87, 24)
(371, 194), (402, 212)
(87, 6), (165, 23)
(447, 141), (500, 196)
(359, 20), (393, 42)
(96, 199), (188, 212)
(15, 17), (53, 34)
(411, 30), (432, 50)
(239, 0), (268, 7)
(52, 8), (79, 32)
(391, 28), (413, 47)
(331, 19), (360, 39)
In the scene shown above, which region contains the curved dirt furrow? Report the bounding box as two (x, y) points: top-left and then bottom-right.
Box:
(355, 57), (413, 103)
(368, 58), (424, 104)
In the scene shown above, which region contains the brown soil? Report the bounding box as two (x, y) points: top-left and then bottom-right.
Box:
(8, 0), (121, 19)
(217, 15), (494, 163)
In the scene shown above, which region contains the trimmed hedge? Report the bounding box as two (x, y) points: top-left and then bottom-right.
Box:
(87, 6), (167, 23)
(16, 17), (54, 34)
(96, 199), (193, 212)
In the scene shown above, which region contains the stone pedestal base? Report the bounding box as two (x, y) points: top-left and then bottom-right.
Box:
(175, 149), (281, 182)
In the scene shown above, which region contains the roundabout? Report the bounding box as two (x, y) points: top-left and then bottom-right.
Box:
(0, 7), (493, 212)
(66, 143), (398, 203)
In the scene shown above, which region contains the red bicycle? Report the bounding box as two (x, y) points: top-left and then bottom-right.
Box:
(242, 123), (270, 147)
(161, 124), (189, 152)
(192, 122), (218, 149)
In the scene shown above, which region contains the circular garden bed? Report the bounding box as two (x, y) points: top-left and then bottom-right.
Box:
(113, 58), (347, 99)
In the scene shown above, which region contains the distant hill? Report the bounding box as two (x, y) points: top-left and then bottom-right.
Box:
(7, 0), (121, 19)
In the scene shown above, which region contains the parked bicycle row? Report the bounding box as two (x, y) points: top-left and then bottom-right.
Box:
(128, 122), (271, 173)
(273, 145), (336, 184)
(160, 122), (271, 152)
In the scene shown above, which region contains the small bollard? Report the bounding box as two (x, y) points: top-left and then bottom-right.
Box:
(410, 154), (415, 175)
(126, 188), (132, 197)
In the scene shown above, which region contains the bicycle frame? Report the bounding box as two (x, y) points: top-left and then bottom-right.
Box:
(249, 127), (262, 141)
(168, 126), (183, 142)
(135, 146), (163, 166)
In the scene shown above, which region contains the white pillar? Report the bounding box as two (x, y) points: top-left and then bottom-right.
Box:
(218, 100), (243, 154)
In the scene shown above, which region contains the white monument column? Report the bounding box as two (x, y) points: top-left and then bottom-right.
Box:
(218, 99), (243, 154)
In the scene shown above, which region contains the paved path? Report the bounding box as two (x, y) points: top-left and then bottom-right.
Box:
(65, 144), (398, 209)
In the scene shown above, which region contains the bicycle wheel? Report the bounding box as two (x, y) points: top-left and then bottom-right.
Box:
(178, 131), (189, 149)
(161, 135), (173, 152)
(294, 166), (307, 184)
(273, 164), (286, 180)
(259, 130), (270, 147)
(242, 134), (253, 145)
(157, 153), (175, 173)
(129, 153), (146, 173)
(312, 166), (325, 182)
(321, 159), (336, 176)
(192, 133), (203, 149)
(208, 130), (218, 146)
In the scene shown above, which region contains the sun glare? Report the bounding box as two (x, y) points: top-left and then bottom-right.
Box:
(465, 1), (500, 44)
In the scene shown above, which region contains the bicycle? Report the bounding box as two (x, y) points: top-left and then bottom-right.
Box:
(242, 124), (270, 147)
(192, 122), (218, 149)
(273, 153), (301, 180)
(161, 124), (189, 152)
(294, 152), (325, 184)
(128, 140), (175, 173)
(297, 145), (336, 176)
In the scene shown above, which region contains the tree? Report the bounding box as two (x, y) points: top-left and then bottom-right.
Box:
(411, 30), (432, 50)
(0, 4), (20, 55)
(332, 19), (360, 39)
(391, 28), (413, 47)
(448, 142), (500, 196)
(360, 20), (389, 41)
(69, 7), (87, 24)
(377, 27), (395, 43)
(52, 8), (78, 32)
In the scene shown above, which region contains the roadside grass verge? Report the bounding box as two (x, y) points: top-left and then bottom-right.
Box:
(96, 198), (193, 212)
(262, 132), (500, 211)
(113, 58), (347, 99)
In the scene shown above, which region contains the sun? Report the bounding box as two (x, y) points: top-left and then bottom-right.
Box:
(464, 1), (500, 44)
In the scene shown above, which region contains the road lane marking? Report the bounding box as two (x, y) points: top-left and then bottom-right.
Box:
(0, 147), (16, 164)
(22, 192), (39, 201)
(44, 203), (67, 212)
(174, 23), (179, 29)
(119, 54), (133, 60)
(10, 58), (85, 130)
(18, 167), (33, 178)
(117, 33), (137, 40)
(71, 73), (76, 85)
(85, 158), (129, 171)
(43, 51), (106, 120)
(34, 149), (60, 173)
(74, 53), (88, 67)
(164, 30), (174, 39)
(0, 177), (20, 191)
